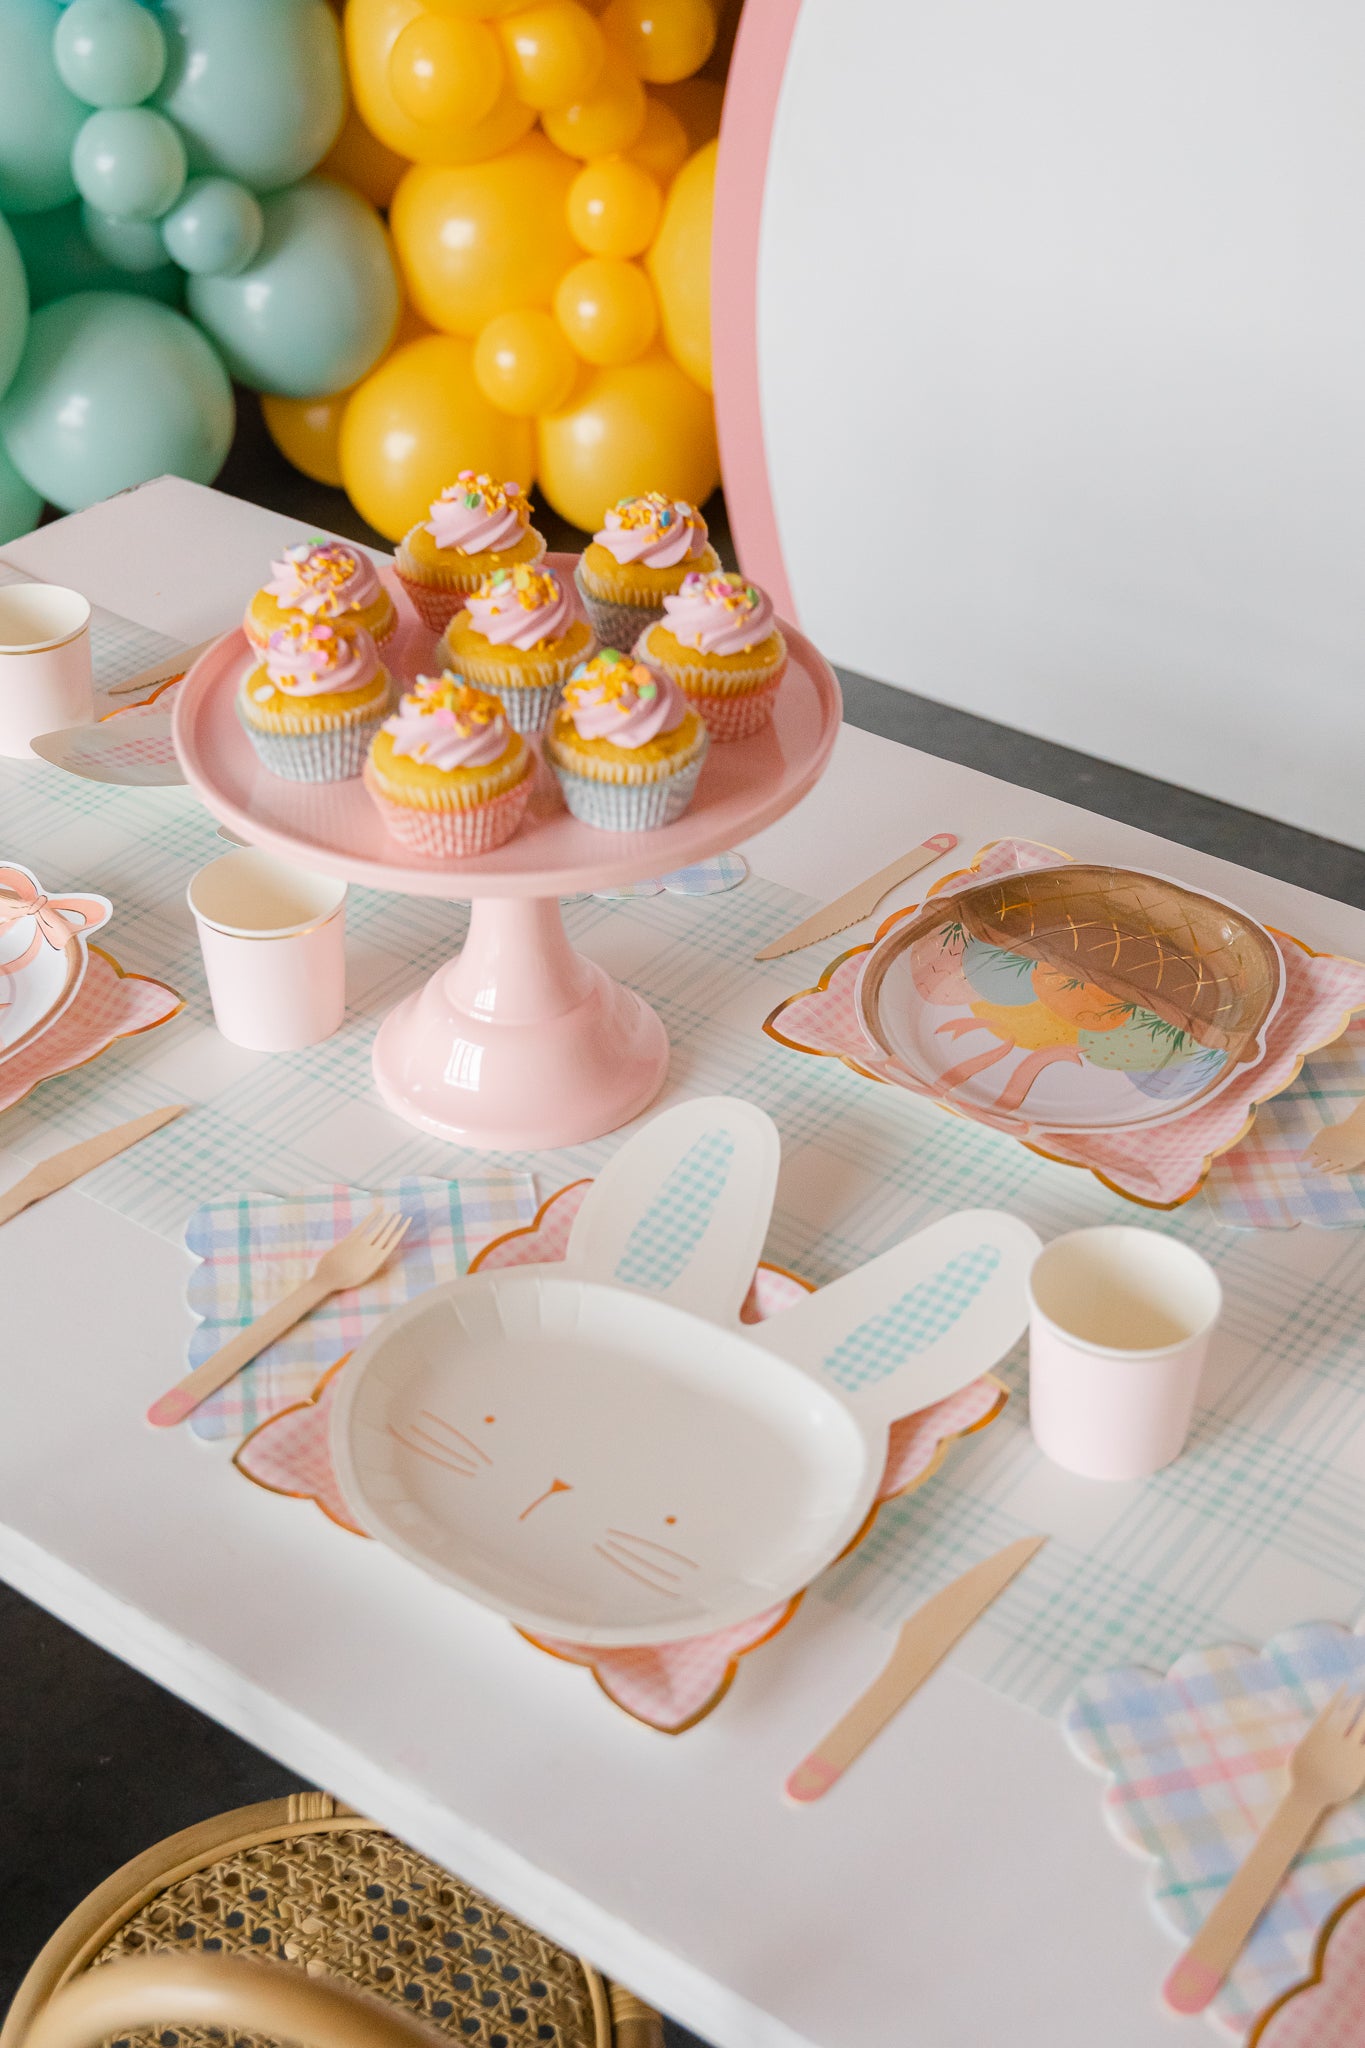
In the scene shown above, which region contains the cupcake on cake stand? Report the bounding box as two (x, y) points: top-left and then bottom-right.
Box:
(173, 557), (840, 1151)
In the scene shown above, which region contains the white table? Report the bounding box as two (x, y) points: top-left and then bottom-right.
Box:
(3, 479), (1364, 2048)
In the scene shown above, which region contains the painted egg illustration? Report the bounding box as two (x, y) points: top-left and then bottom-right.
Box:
(909, 927), (975, 1006)
(961, 940), (1037, 1006)
(969, 999), (1080, 1050)
(1031, 964), (1129, 1032)
(1129, 1048), (1227, 1099)
(1078, 1010), (1201, 1072)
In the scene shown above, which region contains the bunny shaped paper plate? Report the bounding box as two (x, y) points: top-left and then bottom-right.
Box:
(330, 1098), (1041, 1647)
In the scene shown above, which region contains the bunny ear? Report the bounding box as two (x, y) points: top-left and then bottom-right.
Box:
(48, 892), (112, 936)
(566, 1095), (780, 1323)
(749, 1210), (1040, 1431)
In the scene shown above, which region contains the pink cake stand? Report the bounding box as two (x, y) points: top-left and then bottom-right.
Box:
(173, 559), (841, 1151)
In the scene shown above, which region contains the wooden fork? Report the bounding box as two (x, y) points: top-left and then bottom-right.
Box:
(1304, 1100), (1365, 1176)
(1163, 1688), (1365, 2013)
(147, 1206), (411, 1428)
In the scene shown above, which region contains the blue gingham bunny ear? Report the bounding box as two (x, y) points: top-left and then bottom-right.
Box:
(565, 1094), (779, 1325)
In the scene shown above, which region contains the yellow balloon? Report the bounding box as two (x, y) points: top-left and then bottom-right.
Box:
(474, 307), (579, 415)
(567, 156), (660, 256)
(390, 134), (580, 337)
(554, 256), (657, 366)
(646, 137), (713, 390)
(346, 0), (535, 165)
(537, 348), (717, 531)
(389, 15), (505, 130)
(340, 334), (535, 541)
(319, 102), (408, 213)
(261, 391), (348, 487)
(260, 302), (432, 486)
(541, 46), (646, 158)
(651, 75), (723, 150)
(601, 0), (715, 83)
(627, 94), (689, 185)
(498, 3), (605, 111)
(425, 0), (527, 16)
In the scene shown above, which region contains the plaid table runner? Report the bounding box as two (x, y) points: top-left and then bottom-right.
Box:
(3, 606), (1365, 1722)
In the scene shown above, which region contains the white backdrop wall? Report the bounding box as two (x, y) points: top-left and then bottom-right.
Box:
(757, 0), (1365, 848)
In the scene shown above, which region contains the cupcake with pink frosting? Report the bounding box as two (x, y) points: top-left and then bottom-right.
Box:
(543, 648), (708, 831)
(244, 539), (397, 650)
(436, 563), (594, 734)
(363, 675), (533, 858)
(574, 492), (719, 651)
(236, 619), (394, 782)
(635, 570), (787, 742)
(395, 473), (546, 633)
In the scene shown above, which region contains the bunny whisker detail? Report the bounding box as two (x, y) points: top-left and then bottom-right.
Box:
(388, 1425), (477, 1477)
(601, 1540), (681, 1582)
(605, 1529), (700, 1569)
(592, 1544), (682, 1597)
(418, 1410), (492, 1464)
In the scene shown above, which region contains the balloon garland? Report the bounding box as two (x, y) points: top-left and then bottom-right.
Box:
(0, 0), (723, 544)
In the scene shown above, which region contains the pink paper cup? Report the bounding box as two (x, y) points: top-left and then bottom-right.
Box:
(0, 582), (93, 757)
(188, 849), (347, 1053)
(1026, 1226), (1221, 1481)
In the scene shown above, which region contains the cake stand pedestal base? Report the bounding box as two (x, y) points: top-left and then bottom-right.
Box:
(371, 895), (669, 1152)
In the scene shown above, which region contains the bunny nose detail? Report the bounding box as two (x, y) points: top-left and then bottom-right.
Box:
(519, 1478), (572, 1521)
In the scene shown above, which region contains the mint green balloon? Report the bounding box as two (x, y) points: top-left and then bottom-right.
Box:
(82, 200), (166, 272)
(54, 0), (166, 108)
(0, 289), (234, 509)
(160, 175), (262, 276)
(8, 199), (182, 304)
(72, 106), (187, 220)
(0, 0), (86, 214)
(0, 213), (30, 399)
(155, 0), (343, 196)
(0, 439), (42, 541)
(187, 177), (398, 398)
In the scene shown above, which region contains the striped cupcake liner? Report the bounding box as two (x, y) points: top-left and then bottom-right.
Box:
(481, 678), (565, 735)
(394, 572), (467, 637)
(572, 565), (663, 654)
(683, 671), (784, 742)
(363, 766), (532, 858)
(235, 699), (388, 784)
(550, 751), (705, 831)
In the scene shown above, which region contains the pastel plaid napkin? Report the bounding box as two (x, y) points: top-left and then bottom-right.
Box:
(563, 851), (750, 903)
(1251, 1889), (1365, 2046)
(1204, 1019), (1365, 1229)
(183, 1175), (537, 1441)
(1064, 1622), (1365, 2036)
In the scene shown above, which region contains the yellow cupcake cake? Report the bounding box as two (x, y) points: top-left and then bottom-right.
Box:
(574, 492), (718, 650)
(437, 563), (594, 734)
(635, 570), (787, 741)
(243, 539), (396, 649)
(237, 619), (393, 782)
(395, 473), (546, 633)
(364, 675), (533, 858)
(543, 648), (708, 830)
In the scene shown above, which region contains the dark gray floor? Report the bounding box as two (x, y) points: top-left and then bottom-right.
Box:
(4, 396), (1363, 2044)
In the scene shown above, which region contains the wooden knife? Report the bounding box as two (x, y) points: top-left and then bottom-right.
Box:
(754, 833), (958, 960)
(0, 1105), (187, 1227)
(784, 1534), (1046, 1803)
